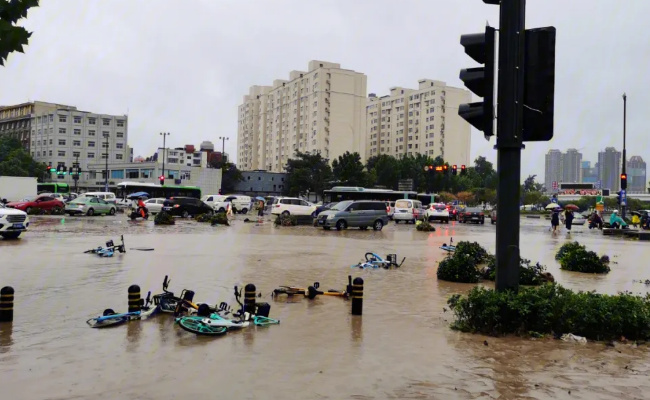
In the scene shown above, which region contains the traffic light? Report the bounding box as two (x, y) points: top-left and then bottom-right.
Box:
(452, 165), (458, 176)
(522, 27), (557, 142)
(458, 26), (496, 139)
(616, 190), (622, 205)
(443, 165), (449, 175)
(620, 173), (627, 190)
(159, 175), (165, 185)
(461, 165), (466, 175)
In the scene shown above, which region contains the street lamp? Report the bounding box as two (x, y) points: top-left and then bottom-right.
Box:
(160, 132), (170, 180)
(621, 93), (627, 219)
(219, 136), (229, 165)
(103, 132), (109, 191)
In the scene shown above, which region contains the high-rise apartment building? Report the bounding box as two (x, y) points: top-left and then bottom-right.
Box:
(598, 147), (621, 192)
(544, 149), (563, 192)
(562, 148), (582, 183)
(237, 61), (367, 172)
(581, 160), (598, 184)
(365, 79), (471, 166)
(627, 155), (647, 193)
(0, 101), (76, 150)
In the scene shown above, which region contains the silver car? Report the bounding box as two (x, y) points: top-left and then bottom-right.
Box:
(316, 200), (389, 231)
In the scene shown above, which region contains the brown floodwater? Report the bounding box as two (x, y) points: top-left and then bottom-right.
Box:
(0, 215), (649, 399)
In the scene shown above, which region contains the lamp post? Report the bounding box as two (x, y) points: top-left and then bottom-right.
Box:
(103, 132), (109, 191)
(160, 132), (170, 180)
(219, 136), (229, 165)
(621, 93), (627, 219)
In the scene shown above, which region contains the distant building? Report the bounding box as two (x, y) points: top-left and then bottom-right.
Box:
(0, 101), (75, 150)
(233, 170), (287, 197)
(580, 160), (598, 184)
(544, 149), (563, 192)
(627, 155), (646, 193)
(598, 147), (621, 192)
(562, 148), (582, 183)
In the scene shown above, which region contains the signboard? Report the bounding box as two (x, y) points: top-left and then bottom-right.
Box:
(596, 180), (602, 189)
(552, 181), (558, 190)
(621, 189), (627, 206)
(551, 197), (557, 204)
(596, 203), (605, 212)
(557, 189), (601, 195)
(596, 195), (603, 203)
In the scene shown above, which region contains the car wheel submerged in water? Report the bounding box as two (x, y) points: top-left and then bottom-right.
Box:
(109, 207), (116, 216)
(0, 232), (21, 240)
(87, 208), (94, 216)
(182, 210), (189, 218)
(373, 220), (384, 231)
(336, 220), (347, 231)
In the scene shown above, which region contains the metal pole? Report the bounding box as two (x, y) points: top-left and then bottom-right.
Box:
(622, 93), (627, 219)
(104, 133), (109, 192)
(162, 133), (166, 179)
(494, 0), (526, 292)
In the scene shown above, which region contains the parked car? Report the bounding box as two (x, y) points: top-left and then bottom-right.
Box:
(6, 195), (65, 214)
(459, 207), (485, 224)
(425, 203), (450, 223)
(201, 194), (228, 211)
(65, 197), (117, 216)
(162, 197), (213, 218)
(0, 202), (29, 239)
(271, 197), (317, 216)
(449, 205), (464, 221)
(385, 201), (395, 219)
(77, 192), (117, 204)
(490, 208), (497, 224)
(571, 211), (586, 226)
(144, 198), (166, 215)
(393, 199), (425, 224)
(223, 195), (252, 214)
(317, 200), (388, 231)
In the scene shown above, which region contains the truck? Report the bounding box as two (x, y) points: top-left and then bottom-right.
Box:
(0, 176), (38, 203)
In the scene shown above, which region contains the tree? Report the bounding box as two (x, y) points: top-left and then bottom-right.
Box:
(473, 156), (497, 190)
(522, 191), (544, 207)
(219, 162), (243, 194)
(0, 136), (47, 180)
(284, 151), (332, 197)
(331, 151), (368, 186)
(438, 191), (457, 204)
(523, 175), (544, 193)
(456, 191), (475, 205)
(0, 0), (39, 66)
(366, 154), (399, 189)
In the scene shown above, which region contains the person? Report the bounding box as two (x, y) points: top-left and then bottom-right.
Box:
(609, 210), (627, 229)
(256, 199), (264, 222)
(589, 211), (603, 230)
(564, 209), (574, 233)
(551, 209), (560, 233)
(632, 213), (641, 228)
(137, 197), (148, 218)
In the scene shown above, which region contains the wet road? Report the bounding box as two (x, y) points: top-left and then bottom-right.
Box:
(0, 215), (649, 399)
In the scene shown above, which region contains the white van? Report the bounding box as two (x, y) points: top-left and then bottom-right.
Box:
(78, 192), (117, 204)
(201, 194), (229, 213)
(393, 199), (426, 224)
(224, 195), (252, 214)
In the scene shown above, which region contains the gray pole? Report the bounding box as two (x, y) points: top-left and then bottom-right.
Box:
(494, 0), (526, 292)
(622, 93), (627, 219)
(104, 133), (109, 192)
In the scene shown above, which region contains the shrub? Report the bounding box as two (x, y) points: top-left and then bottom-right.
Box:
(454, 241), (489, 264)
(26, 207), (64, 215)
(274, 214), (297, 226)
(415, 220), (436, 232)
(447, 284), (650, 341)
(437, 253), (481, 283)
(482, 256), (553, 286)
(154, 211), (175, 225)
(211, 212), (229, 226)
(194, 213), (212, 222)
(555, 241), (610, 274)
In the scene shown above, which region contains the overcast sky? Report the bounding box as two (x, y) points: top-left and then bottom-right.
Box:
(1, 0), (648, 181)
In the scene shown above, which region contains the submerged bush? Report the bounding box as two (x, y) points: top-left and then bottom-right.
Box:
(415, 220), (436, 232)
(454, 241), (489, 264)
(437, 254), (481, 283)
(26, 207), (64, 215)
(447, 284), (650, 341)
(274, 214), (297, 226)
(194, 212), (229, 226)
(555, 241), (610, 274)
(482, 256), (554, 286)
(154, 211), (175, 225)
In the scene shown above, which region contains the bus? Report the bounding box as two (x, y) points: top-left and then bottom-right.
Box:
(37, 182), (70, 194)
(322, 186), (418, 203)
(114, 182), (202, 200)
(417, 193), (440, 207)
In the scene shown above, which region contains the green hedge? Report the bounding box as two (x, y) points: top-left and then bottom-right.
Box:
(274, 214), (297, 226)
(154, 211), (175, 225)
(194, 212), (229, 226)
(555, 242), (610, 274)
(448, 284), (650, 341)
(415, 220), (436, 231)
(482, 255), (553, 285)
(437, 253), (481, 283)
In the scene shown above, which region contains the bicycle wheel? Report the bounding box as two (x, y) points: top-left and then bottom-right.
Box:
(177, 317), (228, 336)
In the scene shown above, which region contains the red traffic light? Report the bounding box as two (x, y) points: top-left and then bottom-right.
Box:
(452, 165), (457, 170)
(443, 165), (448, 170)
(620, 173), (627, 180)
(461, 165), (466, 170)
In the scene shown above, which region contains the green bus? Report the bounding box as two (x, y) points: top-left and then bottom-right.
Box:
(37, 182), (70, 194)
(115, 181), (201, 199)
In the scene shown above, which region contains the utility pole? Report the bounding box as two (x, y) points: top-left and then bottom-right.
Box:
(621, 93), (627, 219)
(104, 132), (109, 192)
(219, 136), (229, 165)
(72, 154), (80, 194)
(160, 132), (170, 184)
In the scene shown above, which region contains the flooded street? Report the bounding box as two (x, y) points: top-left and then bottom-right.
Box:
(1, 215), (649, 400)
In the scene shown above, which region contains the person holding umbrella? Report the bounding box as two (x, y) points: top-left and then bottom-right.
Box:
(546, 203), (561, 233)
(564, 208), (574, 233)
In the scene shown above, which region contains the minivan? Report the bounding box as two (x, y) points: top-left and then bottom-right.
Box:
(317, 200), (389, 231)
(393, 199), (425, 224)
(78, 192), (117, 204)
(223, 195), (252, 214)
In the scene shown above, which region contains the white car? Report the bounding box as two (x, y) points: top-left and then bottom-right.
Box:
(393, 199), (426, 224)
(201, 194), (231, 213)
(571, 211), (586, 226)
(144, 198), (166, 215)
(0, 202), (29, 239)
(425, 203), (450, 223)
(271, 197), (317, 216)
(223, 195), (252, 214)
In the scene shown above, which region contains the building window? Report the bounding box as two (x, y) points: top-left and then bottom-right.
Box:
(87, 152), (95, 158)
(116, 143), (124, 149)
(88, 130), (95, 136)
(102, 142), (109, 148)
(101, 154), (108, 159)
(58, 139), (66, 145)
(48, 150), (52, 156)
(117, 120), (124, 127)
(73, 151), (80, 158)
(102, 131), (109, 137)
(49, 139), (53, 145)
(73, 140), (81, 146)
(88, 118), (96, 125)
(73, 116), (82, 124)
(58, 151), (66, 157)
(49, 114), (54, 122)
(59, 128), (66, 134)
(88, 141), (95, 147)
(74, 129), (81, 135)
(116, 132), (124, 138)
(116, 154), (123, 160)
(102, 119), (110, 126)
(58, 115), (67, 123)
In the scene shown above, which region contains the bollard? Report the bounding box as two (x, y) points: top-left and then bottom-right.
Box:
(0, 286), (14, 322)
(244, 284), (256, 316)
(128, 285), (141, 313)
(351, 277), (363, 316)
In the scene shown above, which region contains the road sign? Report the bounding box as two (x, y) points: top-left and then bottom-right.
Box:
(621, 189), (627, 206)
(596, 195), (603, 203)
(596, 203), (604, 212)
(551, 197), (557, 204)
(596, 180), (602, 189)
(552, 181), (558, 190)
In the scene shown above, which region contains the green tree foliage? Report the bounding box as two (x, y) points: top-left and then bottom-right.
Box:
(0, 0), (39, 66)
(0, 136), (47, 180)
(366, 154), (399, 189)
(331, 151), (368, 186)
(284, 151), (333, 196)
(218, 162), (244, 194)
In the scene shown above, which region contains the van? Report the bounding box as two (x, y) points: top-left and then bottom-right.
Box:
(201, 194), (229, 212)
(392, 199), (425, 224)
(223, 195), (252, 214)
(316, 200), (389, 231)
(78, 192), (117, 204)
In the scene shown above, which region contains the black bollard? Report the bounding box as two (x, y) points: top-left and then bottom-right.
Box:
(128, 285), (141, 313)
(351, 277), (363, 316)
(244, 284), (256, 316)
(0, 286), (14, 322)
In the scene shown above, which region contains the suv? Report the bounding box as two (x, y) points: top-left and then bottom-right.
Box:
(271, 197), (316, 216)
(425, 203), (450, 223)
(0, 203), (29, 239)
(317, 200), (388, 231)
(162, 197), (213, 218)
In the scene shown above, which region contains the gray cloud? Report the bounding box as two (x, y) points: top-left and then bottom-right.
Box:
(2, 0), (649, 182)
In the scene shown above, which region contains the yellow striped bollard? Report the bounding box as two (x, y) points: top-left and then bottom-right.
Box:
(244, 284), (256, 316)
(351, 277), (363, 316)
(128, 285), (141, 313)
(0, 286), (14, 322)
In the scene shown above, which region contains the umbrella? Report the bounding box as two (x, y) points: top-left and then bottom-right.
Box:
(545, 203), (561, 210)
(254, 196), (266, 201)
(127, 191), (149, 199)
(564, 204), (579, 211)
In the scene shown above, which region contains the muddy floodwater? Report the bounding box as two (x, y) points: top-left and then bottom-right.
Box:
(1, 215), (649, 399)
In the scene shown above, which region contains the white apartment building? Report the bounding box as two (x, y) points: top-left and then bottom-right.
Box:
(28, 106), (129, 179)
(366, 79), (471, 166)
(238, 60), (367, 172)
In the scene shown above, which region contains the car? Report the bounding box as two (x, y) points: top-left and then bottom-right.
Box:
(459, 207), (485, 224)
(0, 202), (30, 239)
(317, 200), (389, 231)
(144, 198), (166, 215)
(162, 197), (213, 218)
(425, 203), (450, 223)
(6, 195), (65, 214)
(449, 205), (464, 221)
(77, 192), (117, 204)
(312, 202), (336, 217)
(65, 196), (117, 216)
(571, 211), (586, 226)
(223, 195), (252, 214)
(201, 194), (228, 211)
(271, 197), (317, 216)
(385, 201), (395, 219)
(489, 209), (497, 224)
(393, 199), (426, 224)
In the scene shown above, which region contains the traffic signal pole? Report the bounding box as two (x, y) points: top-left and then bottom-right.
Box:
(494, 0), (526, 292)
(621, 93), (627, 220)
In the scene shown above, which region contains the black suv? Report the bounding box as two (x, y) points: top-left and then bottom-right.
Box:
(162, 197), (213, 218)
